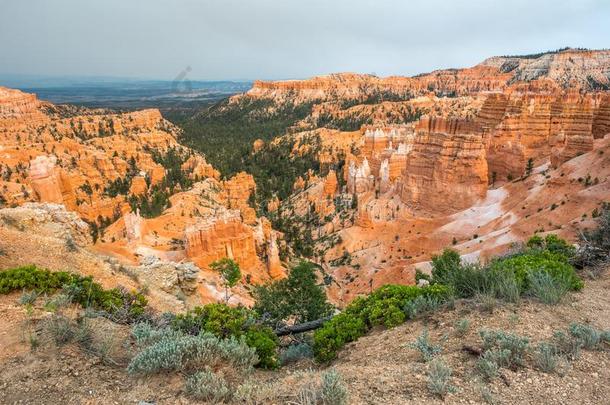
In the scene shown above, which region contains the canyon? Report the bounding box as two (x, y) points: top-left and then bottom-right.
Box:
(235, 48), (610, 304)
(0, 87), (284, 307)
(1, 47), (609, 308)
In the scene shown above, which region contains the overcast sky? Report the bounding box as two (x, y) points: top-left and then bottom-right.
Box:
(1, 0), (609, 81)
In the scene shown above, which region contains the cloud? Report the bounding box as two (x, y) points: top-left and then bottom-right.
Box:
(0, 0), (608, 80)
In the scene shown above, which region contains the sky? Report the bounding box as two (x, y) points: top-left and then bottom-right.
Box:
(1, 0), (609, 81)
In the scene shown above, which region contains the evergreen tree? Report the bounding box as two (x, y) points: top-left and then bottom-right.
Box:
(253, 261), (333, 328)
(525, 158), (534, 177)
(210, 258), (241, 302)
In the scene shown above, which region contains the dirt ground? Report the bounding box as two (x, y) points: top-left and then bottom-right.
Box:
(0, 270), (608, 405)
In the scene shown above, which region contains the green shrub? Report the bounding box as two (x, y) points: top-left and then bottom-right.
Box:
(313, 313), (367, 363)
(415, 269), (431, 283)
(0, 265), (148, 320)
(427, 359), (456, 398)
(527, 234), (575, 258)
(409, 329), (442, 362)
(244, 325), (279, 369)
(321, 369), (349, 405)
(173, 303), (251, 336)
(0, 265), (75, 294)
(488, 250), (583, 292)
(313, 284), (451, 362)
(432, 237), (582, 302)
(542, 235), (576, 258)
(185, 368), (231, 403)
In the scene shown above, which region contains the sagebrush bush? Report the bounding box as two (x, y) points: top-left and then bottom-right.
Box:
(454, 318), (470, 336)
(313, 284), (451, 362)
(295, 381), (320, 405)
(127, 330), (257, 375)
(321, 369), (349, 405)
(409, 329), (442, 362)
(427, 359), (456, 398)
(280, 343), (313, 365)
(475, 292), (497, 313)
(404, 295), (446, 319)
(527, 271), (569, 305)
(18, 290), (38, 305)
(489, 269), (521, 303)
(480, 329), (529, 368)
(547, 323), (609, 364)
(131, 322), (181, 347)
(534, 342), (561, 373)
(234, 380), (276, 404)
(476, 350), (501, 381)
(569, 323), (603, 350)
(185, 368), (231, 403)
(479, 385), (497, 404)
(44, 293), (72, 312)
(551, 330), (582, 359)
(44, 315), (74, 345)
(172, 303), (278, 368)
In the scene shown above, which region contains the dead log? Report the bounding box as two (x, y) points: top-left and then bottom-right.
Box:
(274, 316), (333, 336)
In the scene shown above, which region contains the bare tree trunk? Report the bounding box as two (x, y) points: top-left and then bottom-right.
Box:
(274, 316), (333, 336)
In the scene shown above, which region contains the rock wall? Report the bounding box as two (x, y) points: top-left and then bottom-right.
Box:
(222, 172), (257, 224)
(184, 210), (261, 277)
(480, 92), (603, 178)
(399, 117), (488, 212)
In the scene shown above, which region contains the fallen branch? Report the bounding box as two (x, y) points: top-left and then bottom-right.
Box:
(274, 316), (333, 336)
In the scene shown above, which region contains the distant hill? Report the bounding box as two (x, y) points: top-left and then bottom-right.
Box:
(0, 75), (252, 110)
